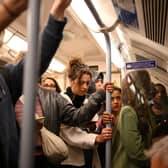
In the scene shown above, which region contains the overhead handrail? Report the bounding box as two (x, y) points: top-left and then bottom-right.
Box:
(19, 0), (41, 168)
(84, 18), (120, 33)
(96, 18), (120, 33)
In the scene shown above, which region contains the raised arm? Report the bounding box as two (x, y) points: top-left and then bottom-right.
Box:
(39, 0), (71, 75)
(61, 83), (113, 126)
(61, 90), (106, 126)
(0, 0), (28, 31)
(7, 0), (71, 103)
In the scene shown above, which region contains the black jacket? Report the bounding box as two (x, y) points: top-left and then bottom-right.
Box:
(38, 87), (105, 136)
(0, 15), (66, 168)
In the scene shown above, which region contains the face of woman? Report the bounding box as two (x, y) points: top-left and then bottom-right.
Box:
(153, 86), (165, 104)
(71, 74), (91, 96)
(111, 90), (122, 114)
(95, 80), (103, 90)
(41, 78), (56, 91)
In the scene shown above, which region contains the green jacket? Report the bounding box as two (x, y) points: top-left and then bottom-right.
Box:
(111, 106), (151, 168)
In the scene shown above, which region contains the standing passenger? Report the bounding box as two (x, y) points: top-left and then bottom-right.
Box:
(110, 70), (152, 168)
(152, 83), (168, 107)
(60, 58), (112, 168)
(100, 86), (122, 168)
(103, 86), (122, 122)
(15, 73), (113, 168)
(0, 0), (71, 167)
(41, 76), (61, 93)
(148, 83), (168, 141)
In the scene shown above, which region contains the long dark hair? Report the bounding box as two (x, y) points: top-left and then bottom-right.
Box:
(121, 70), (151, 138)
(153, 83), (168, 103)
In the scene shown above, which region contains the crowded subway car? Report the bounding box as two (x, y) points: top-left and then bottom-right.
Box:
(0, 0), (168, 168)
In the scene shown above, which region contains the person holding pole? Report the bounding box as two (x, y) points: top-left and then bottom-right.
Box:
(102, 70), (152, 168)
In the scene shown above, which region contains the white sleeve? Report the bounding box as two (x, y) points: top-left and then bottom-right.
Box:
(60, 124), (97, 149)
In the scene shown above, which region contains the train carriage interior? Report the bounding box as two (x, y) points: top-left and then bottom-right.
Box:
(0, 0), (168, 89)
(0, 1), (168, 168)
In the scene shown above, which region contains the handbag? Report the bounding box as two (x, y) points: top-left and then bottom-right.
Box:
(37, 87), (69, 164)
(40, 126), (69, 164)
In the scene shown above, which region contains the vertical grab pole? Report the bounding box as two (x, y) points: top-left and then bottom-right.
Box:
(104, 33), (112, 168)
(83, 1), (112, 168)
(19, 0), (41, 168)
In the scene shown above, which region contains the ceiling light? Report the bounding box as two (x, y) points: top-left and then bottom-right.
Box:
(110, 39), (125, 68)
(70, 1), (124, 68)
(71, 0), (117, 30)
(48, 58), (65, 73)
(63, 30), (76, 41)
(116, 27), (133, 61)
(70, 1), (99, 30)
(3, 30), (27, 53)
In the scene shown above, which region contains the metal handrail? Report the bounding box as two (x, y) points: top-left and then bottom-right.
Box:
(19, 0), (41, 167)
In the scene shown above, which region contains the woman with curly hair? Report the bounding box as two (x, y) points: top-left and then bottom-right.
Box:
(60, 57), (112, 168)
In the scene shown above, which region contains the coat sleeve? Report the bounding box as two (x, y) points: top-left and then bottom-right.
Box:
(6, 15), (67, 104)
(61, 90), (105, 126)
(60, 124), (97, 149)
(119, 106), (149, 166)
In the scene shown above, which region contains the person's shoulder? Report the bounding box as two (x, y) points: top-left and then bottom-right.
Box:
(60, 91), (72, 103)
(0, 64), (10, 83)
(121, 105), (134, 112)
(120, 105), (136, 117)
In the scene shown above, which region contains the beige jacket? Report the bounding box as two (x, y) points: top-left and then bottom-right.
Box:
(60, 93), (101, 168)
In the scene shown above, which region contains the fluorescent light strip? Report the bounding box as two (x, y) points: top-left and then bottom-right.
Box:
(48, 59), (65, 73)
(71, 1), (124, 68)
(4, 30), (27, 53)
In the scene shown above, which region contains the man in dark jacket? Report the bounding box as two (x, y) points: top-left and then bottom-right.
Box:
(0, 0), (71, 167)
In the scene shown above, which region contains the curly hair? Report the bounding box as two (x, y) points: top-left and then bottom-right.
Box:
(67, 58), (92, 82)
